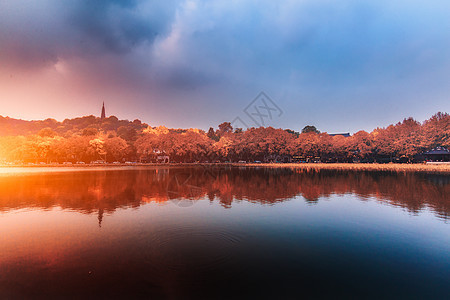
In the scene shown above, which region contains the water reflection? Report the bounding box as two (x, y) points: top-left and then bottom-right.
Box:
(0, 166), (449, 298)
(0, 166), (448, 221)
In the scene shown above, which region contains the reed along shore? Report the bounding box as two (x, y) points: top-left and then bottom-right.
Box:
(233, 163), (450, 174)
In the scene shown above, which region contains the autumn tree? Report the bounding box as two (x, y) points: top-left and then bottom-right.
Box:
(104, 137), (128, 162)
(217, 122), (233, 138)
(38, 128), (57, 138)
(82, 127), (98, 136)
(207, 127), (219, 141)
(349, 130), (374, 161)
(421, 112), (450, 149)
(302, 125), (320, 134)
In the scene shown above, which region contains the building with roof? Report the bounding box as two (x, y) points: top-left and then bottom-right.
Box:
(328, 133), (351, 137)
(423, 147), (450, 162)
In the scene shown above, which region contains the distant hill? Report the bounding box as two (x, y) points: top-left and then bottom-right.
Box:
(0, 115), (149, 138)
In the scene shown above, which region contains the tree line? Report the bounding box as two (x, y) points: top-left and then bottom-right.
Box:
(0, 112), (448, 163)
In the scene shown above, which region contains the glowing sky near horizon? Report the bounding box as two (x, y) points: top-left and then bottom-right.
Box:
(1, 0), (449, 133)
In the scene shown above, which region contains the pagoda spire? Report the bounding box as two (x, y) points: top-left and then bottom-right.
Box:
(101, 102), (106, 119)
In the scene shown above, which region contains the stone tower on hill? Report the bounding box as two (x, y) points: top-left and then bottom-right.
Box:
(101, 102), (106, 119)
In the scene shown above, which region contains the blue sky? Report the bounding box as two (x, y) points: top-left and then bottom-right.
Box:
(0, 0), (449, 133)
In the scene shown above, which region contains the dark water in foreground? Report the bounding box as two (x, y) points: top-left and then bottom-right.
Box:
(0, 166), (449, 299)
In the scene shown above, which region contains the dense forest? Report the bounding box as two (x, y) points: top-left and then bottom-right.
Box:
(0, 112), (448, 164)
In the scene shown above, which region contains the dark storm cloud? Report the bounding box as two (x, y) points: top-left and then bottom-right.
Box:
(67, 0), (179, 55)
(0, 0), (180, 66)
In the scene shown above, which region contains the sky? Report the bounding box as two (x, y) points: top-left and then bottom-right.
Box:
(1, 0), (449, 133)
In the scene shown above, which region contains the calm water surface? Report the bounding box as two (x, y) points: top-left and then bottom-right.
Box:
(0, 166), (449, 299)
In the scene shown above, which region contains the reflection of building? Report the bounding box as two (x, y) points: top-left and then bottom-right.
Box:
(157, 155), (170, 163)
(423, 147), (450, 162)
(101, 102), (106, 119)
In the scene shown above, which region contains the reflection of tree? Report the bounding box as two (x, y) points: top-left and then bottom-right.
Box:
(0, 167), (448, 220)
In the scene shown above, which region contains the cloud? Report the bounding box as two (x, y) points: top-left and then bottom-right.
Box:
(0, 0), (180, 66)
(66, 0), (181, 55)
(0, 0), (449, 132)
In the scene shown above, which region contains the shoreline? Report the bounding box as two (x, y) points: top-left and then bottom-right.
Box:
(0, 162), (449, 174)
(236, 162), (450, 174)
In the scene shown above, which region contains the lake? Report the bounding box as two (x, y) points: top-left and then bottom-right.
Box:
(0, 166), (449, 299)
